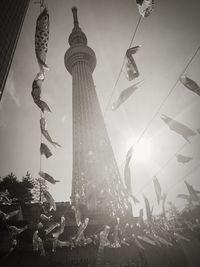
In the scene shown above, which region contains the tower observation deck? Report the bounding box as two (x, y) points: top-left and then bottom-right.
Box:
(64, 7), (130, 217)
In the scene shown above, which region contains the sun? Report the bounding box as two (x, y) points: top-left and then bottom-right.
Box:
(126, 138), (152, 162)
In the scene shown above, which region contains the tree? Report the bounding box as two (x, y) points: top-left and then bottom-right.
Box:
(31, 177), (48, 203)
(0, 172), (34, 203)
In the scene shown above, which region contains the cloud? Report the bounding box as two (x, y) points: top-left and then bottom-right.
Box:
(5, 70), (20, 107)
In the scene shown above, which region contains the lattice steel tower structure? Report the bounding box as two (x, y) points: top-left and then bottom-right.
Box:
(64, 7), (130, 217)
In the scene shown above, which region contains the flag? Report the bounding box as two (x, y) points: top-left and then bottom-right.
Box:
(176, 154), (192, 164)
(180, 75), (200, 96)
(161, 114), (196, 142)
(96, 225), (111, 267)
(40, 117), (61, 147)
(39, 171), (60, 184)
(153, 176), (162, 205)
(143, 195), (152, 222)
(35, 7), (49, 72)
(125, 46), (141, 81)
(40, 143), (52, 158)
(43, 190), (56, 211)
(112, 80), (144, 110)
(136, 0), (154, 17)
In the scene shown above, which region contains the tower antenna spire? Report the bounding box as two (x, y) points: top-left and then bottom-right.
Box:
(72, 6), (79, 28)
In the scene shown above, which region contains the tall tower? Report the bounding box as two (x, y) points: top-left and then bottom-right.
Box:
(0, 0), (30, 101)
(64, 7), (130, 217)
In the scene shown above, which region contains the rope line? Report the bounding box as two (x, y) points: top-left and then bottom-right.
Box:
(104, 15), (142, 112)
(134, 141), (187, 197)
(132, 45), (200, 148)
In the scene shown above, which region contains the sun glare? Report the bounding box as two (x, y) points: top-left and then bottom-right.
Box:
(126, 138), (152, 162)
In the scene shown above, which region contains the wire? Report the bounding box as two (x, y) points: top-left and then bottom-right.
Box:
(119, 45), (200, 173)
(134, 141), (188, 197)
(104, 15), (142, 112)
(131, 45), (200, 148)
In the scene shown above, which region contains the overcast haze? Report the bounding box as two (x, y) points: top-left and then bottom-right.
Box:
(0, 0), (200, 215)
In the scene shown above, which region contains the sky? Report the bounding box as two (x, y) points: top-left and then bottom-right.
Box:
(0, 0), (200, 216)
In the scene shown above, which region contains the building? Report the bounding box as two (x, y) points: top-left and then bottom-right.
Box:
(0, 0), (30, 101)
(64, 7), (130, 218)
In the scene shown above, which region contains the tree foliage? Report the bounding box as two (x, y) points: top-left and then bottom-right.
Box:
(0, 172), (34, 203)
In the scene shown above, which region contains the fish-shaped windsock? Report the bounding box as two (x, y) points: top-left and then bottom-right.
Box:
(32, 74), (51, 113)
(174, 232), (190, 242)
(126, 145), (134, 165)
(40, 214), (52, 222)
(35, 7), (49, 72)
(124, 162), (139, 204)
(9, 225), (27, 236)
(136, 0), (154, 17)
(143, 195), (153, 222)
(184, 181), (200, 202)
(74, 218), (89, 244)
(5, 210), (19, 220)
(180, 75), (200, 96)
(52, 216), (65, 239)
(96, 225), (111, 267)
(45, 222), (60, 235)
(0, 189), (11, 204)
(124, 163), (131, 193)
(125, 46), (141, 81)
(154, 234), (172, 247)
(73, 206), (81, 227)
(31, 73), (43, 102)
(132, 234), (145, 250)
(43, 190), (56, 211)
(177, 194), (191, 201)
(161, 114), (196, 142)
(153, 176), (162, 205)
(112, 80), (144, 110)
(138, 235), (156, 246)
(39, 171), (60, 184)
(40, 143), (52, 158)
(177, 154), (192, 163)
(33, 230), (46, 256)
(162, 193), (167, 218)
(40, 117), (61, 147)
